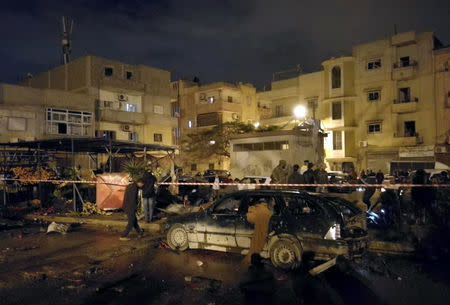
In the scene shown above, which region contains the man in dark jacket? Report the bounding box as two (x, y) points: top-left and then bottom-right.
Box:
(142, 170), (157, 223)
(375, 170), (384, 185)
(288, 164), (304, 187)
(120, 179), (144, 240)
(303, 163), (316, 192)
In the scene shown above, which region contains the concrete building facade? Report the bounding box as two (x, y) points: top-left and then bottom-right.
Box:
(258, 31), (449, 173)
(171, 80), (259, 173)
(23, 56), (177, 148)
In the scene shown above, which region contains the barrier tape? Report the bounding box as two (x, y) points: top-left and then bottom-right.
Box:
(1, 178), (450, 188)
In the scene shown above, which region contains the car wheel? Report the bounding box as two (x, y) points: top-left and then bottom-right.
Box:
(166, 224), (189, 251)
(270, 239), (302, 269)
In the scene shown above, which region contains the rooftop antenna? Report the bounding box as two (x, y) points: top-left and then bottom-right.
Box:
(61, 16), (74, 65)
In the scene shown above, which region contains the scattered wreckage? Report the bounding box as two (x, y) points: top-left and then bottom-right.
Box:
(164, 190), (368, 269)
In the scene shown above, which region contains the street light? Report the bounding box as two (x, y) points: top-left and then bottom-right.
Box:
(209, 140), (216, 145)
(293, 105), (306, 119)
(253, 122), (260, 128)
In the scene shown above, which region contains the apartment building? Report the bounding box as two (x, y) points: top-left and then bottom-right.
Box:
(171, 80), (259, 172)
(0, 83), (95, 143)
(258, 31), (449, 173)
(23, 56), (177, 148)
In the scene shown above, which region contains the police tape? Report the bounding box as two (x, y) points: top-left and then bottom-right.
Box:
(1, 178), (449, 188)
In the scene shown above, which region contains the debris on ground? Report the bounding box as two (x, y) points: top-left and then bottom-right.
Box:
(46, 222), (70, 234)
(82, 202), (112, 216)
(184, 276), (222, 292)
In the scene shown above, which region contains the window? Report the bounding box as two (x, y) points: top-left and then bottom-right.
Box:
(7, 117), (27, 131)
(104, 67), (113, 76)
(404, 121), (416, 137)
(154, 133), (163, 142)
(399, 88), (410, 103)
(153, 105), (164, 114)
(368, 123), (381, 134)
(209, 163), (215, 170)
(126, 103), (137, 112)
(332, 101), (342, 120)
(333, 131), (342, 150)
(96, 130), (116, 140)
(209, 96), (215, 103)
(233, 141), (289, 152)
(171, 102), (180, 117)
(126, 71), (132, 79)
(197, 112), (220, 127)
(214, 195), (242, 215)
(129, 132), (137, 142)
(46, 108), (92, 136)
(191, 163), (197, 171)
(400, 56), (410, 67)
(275, 105), (284, 117)
(187, 120), (193, 128)
(172, 128), (180, 145)
(367, 91), (380, 102)
(227, 96), (233, 103)
(367, 59), (381, 70)
(283, 195), (319, 216)
(331, 66), (341, 89)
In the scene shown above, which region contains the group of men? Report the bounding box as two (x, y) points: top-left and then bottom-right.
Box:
(271, 160), (328, 191)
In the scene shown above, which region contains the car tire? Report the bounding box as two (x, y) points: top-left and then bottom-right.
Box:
(270, 239), (302, 270)
(166, 224), (189, 251)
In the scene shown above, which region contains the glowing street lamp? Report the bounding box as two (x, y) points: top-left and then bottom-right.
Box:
(293, 105), (306, 119)
(253, 122), (260, 128)
(209, 140), (216, 145)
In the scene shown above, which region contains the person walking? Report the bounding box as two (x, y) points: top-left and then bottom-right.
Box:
(142, 170), (157, 223)
(120, 179), (144, 241)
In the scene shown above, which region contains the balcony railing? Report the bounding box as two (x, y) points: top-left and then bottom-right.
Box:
(393, 60), (418, 69)
(393, 97), (418, 104)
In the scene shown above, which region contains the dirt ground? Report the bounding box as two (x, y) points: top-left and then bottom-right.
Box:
(0, 222), (449, 305)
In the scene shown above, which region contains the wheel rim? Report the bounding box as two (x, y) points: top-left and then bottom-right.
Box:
(171, 228), (187, 247)
(276, 245), (295, 265)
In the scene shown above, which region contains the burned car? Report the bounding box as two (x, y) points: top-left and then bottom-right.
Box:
(164, 190), (367, 269)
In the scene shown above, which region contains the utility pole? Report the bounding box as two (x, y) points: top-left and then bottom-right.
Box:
(61, 16), (74, 65)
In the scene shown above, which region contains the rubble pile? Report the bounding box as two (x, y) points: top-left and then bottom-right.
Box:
(82, 202), (112, 216)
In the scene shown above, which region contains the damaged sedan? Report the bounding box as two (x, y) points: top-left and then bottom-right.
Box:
(164, 190), (368, 269)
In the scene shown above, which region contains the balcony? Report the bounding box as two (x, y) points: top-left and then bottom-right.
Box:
(392, 133), (423, 146)
(197, 100), (242, 114)
(392, 98), (418, 113)
(98, 108), (145, 125)
(392, 60), (418, 80)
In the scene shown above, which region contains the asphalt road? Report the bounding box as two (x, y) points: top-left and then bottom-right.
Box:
(0, 224), (449, 305)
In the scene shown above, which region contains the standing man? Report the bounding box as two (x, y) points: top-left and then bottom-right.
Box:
(288, 164), (304, 188)
(120, 179), (144, 241)
(142, 169), (157, 223)
(303, 162), (316, 192)
(376, 169), (384, 185)
(271, 160), (289, 184)
(300, 160), (309, 175)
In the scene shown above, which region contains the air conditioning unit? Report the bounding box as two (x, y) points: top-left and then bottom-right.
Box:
(232, 113), (240, 120)
(122, 124), (131, 132)
(118, 94), (128, 101)
(359, 140), (368, 148)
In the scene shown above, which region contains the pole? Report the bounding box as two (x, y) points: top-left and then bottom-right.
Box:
(71, 138), (76, 211)
(37, 143), (42, 203)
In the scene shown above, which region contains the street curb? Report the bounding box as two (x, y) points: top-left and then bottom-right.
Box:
(25, 214), (164, 233)
(368, 240), (415, 254)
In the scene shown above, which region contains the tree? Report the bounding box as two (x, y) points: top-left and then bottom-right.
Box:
(182, 121), (281, 160)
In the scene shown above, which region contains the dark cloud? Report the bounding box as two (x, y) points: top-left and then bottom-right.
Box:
(1, 0), (449, 88)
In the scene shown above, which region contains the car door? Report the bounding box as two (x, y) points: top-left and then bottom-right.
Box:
(202, 194), (242, 247)
(281, 194), (329, 236)
(235, 194), (279, 249)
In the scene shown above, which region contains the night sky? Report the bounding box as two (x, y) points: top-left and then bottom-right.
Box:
(1, 0), (449, 89)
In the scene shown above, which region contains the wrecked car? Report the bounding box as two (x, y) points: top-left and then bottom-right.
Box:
(164, 190), (367, 269)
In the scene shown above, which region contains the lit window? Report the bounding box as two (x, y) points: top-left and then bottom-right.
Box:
(126, 103), (137, 112)
(129, 132), (137, 142)
(154, 133), (163, 142)
(153, 105), (164, 114)
(333, 131), (342, 150)
(367, 59), (381, 70)
(367, 91), (380, 102)
(368, 123), (381, 134)
(209, 97), (215, 103)
(187, 120), (193, 128)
